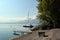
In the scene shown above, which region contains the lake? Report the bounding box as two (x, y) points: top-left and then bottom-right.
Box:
(0, 24), (36, 40)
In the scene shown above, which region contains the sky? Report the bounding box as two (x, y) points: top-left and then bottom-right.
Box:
(0, 0), (38, 23)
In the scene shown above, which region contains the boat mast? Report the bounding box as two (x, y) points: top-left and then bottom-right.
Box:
(28, 11), (29, 24)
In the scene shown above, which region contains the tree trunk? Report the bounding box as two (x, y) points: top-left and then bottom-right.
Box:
(52, 20), (56, 28)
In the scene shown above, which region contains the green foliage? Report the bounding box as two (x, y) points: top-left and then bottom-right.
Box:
(31, 24), (42, 31)
(37, 0), (60, 29)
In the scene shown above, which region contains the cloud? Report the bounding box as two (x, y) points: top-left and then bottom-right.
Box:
(30, 15), (36, 19)
(0, 15), (36, 23)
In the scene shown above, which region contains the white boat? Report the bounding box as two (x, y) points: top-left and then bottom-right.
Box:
(13, 11), (33, 35)
(23, 11), (33, 28)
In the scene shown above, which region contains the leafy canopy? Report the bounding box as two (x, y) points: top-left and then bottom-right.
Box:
(37, 0), (60, 29)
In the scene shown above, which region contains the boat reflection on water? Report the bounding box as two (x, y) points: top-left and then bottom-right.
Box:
(13, 31), (20, 35)
(13, 30), (32, 36)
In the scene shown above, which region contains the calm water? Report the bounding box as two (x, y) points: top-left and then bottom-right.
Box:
(0, 24), (27, 40)
(0, 24), (36, 40)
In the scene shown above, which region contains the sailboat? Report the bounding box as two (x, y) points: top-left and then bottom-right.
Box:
(13, 11), (33, 35)
(23, 11), (33, 29)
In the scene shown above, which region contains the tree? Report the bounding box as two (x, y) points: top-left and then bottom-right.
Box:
(37, 0), (60, 29)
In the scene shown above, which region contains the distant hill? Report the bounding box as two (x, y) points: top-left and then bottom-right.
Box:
(16, 19), (39, 24)
(0, 19), (39, 24)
